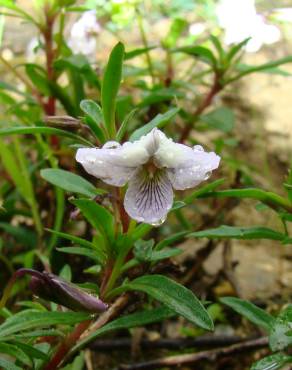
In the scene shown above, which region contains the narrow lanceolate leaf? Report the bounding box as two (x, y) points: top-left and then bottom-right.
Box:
(189, 225), (285, 241)
(199, 188), (292, 212)
(0, 127), (93, 146)
(72, 199), (115, 245)
(0, 310), (91, 339)
(71, 307), (174, 353)
(57, 247), (102, 264)
(129, 107), (180, 141)
(46, 229), (95, 249)
(0, 343), (31, 366)
(116, 108), (138, 141)
(251, 353), (292, 370)
(101, 42), (125, 138)
(80, 99), (107, 142)
(124, 275), (214, 330)
(0, 358), (22, 370)
(41, 168), (99, 198)
(173, 45), (217, 67)
(220, 297), (274, 331)
(227, 55), (292, 83)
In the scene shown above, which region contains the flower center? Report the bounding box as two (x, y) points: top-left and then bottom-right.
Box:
(143, 159), (158, 178)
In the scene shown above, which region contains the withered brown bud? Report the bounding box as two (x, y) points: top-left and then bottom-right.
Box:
(18, 269), (108, 313)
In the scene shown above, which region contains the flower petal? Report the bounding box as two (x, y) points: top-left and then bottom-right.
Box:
(168, 148), (220, 190)
(153, 131), (198, 169)
(124, 168), (173, 225)
(76, 142), (149, 186)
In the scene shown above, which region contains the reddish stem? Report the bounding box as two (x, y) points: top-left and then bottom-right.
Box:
(44, 319), (92, 370)
(42, 11), (58, 146)
(179, 74), (222, 143)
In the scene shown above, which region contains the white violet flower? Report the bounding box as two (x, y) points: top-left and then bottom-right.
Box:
(76, 129), (220, 225)
(216, 0), (281, 53)
(68, 10), (101, 59)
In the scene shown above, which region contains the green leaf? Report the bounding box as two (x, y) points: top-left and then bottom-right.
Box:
(134, 239), (154, 262)
(0, 126), (93, 146)
(116, 108), (138, 141)
(12, 341), (49, 361)
(0, 358), (21, 370)
(46, 229), (94, 249)
(0, 343), (31, 366)
(124, 275), (213, 330)
(200, 107), (234, 133)
(154, 231), (188, 251)
(210, 35), (224, 62)
(101, 42), (125, 138)
(174, 45), (217, 67)
(138, 89), (183, 108)
(220, 297), (274, 331)
(0, 223), (37, 248)
(41, 168), (98, 198)
(189, 225), (285, 241)
(150, 248), (182, 261)
(0, 310), (90, 339)
(57, 246), (102, 264)
(125, 46), (156, 60)
(200, 188), (292, 212)
(183, 178), (225, 205)
(269, 306), (292, 351)
(80, 99), (105, 139)
(251, 353), (292, 370)
(164, 18), (188, 48)
(25, 64), (50, 96)
(226, 38), (251, 62)
(129, 107), (180, 141)
(71, 306), (174, 352)
(228, 56), (292, 83)
(72, 199), (114, 245)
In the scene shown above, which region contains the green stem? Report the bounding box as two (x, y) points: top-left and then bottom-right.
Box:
(14, 137), (43, 237)
(36, 135), (65, 253)
(103, 244), (132, 299)
(136, 8), (155, 85)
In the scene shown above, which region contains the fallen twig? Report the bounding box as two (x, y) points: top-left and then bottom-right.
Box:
(119, 336), (269, 370)
(90, 335), (253, 351)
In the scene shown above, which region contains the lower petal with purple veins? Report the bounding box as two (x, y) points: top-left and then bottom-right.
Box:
(124, 168), (173, 225)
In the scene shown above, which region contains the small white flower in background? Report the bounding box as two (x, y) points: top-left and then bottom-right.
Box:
(272, 8), (292, 23)
(189, 23), (206, 37)
(68, 10), (101, 60)
(76, 129), (220, 226)
(216, 0), (281, 53)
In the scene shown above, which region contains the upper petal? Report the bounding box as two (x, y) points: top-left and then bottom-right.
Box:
(76, 141), (149, 187)
(153, 132), (198, 169)
(168, 148), (220, 190)
(124, 168), (173, 225)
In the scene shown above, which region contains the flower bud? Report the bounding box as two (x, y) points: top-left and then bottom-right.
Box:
(25, 269), (108, 313)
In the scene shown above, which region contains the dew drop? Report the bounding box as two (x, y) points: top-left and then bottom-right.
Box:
(103, 141), (121, 149)
(204, 171), (211, 180)
(150, 215), (167, 227)
(193, 145), (204, 152)
(85, 155), (96, 163)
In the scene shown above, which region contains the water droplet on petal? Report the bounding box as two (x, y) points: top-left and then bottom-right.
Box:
(103, 141), (121, 149)
(150, 215), (167, 227)
(204, 171), (211, 180)
(85, 155), (96, 163)
(193, 145), (204, 152)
